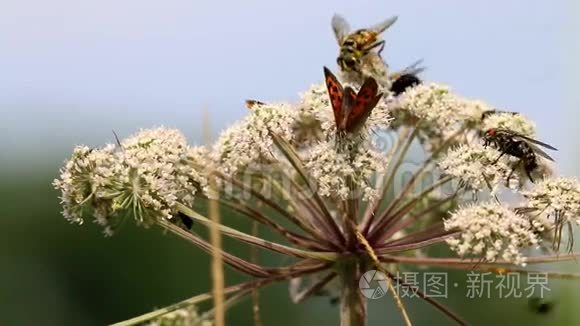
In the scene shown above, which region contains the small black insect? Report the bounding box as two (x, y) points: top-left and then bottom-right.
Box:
(177, 212), (194, 230)
(483, 128), (557, 183)
(528, 297), (555, 315)
(480, 109), (519, 121)
(389, 73), (421, 96)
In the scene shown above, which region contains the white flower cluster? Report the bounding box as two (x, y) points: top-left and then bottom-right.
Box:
(438, 143), (517, 191)
(444, 202), (542, 266)
(390, 83), (490, 150)
(522, 177), (580, 226)
(148, 305), (212, 326)
(481, 112), (536, 137)
(53, 128), (209, 234)
(213, 103), (296, 176)
(393, 83), (482, 125)
(303, 140), (386, 201)
(53, 145), (119, 226)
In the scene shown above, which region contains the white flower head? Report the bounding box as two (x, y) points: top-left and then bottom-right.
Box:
(213, 103), (296, 176)
(444, 202), (540, 266)
(303, 139), (386, 201)
(523, 177), (580, 226)
(117, 128), (197, 222)
(438, 143), (517, 191)
(393, 83), (475, 126)
(482, 112), (536, 137)
(53, 127), (209, 234)
(390, 83), (490, 150)
(53, 145), (119, 225)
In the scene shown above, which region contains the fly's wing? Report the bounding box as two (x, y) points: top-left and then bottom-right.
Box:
(324, 67), (344, 130)
(513, 134), (558, 151)
(390, 59), (426, 81)
(527, 143), (555, 162)
(497, 129), (558, 160)
(368, 15), (398, 35)
(340, 87), (357, 131)
(331, 14), (351, 44)
(345, 77), (381, 133)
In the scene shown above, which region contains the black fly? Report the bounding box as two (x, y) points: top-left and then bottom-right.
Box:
(483, 128), (557, 183)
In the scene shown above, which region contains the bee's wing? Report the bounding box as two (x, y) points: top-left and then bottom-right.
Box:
(390, 59), (426, 80)
(368, 15), (398, 35)
(331, 14), (351, 43)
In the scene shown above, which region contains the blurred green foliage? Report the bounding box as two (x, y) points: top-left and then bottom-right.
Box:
(1, 167), (579, 325)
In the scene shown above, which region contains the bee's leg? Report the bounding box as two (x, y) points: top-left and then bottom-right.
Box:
(376, 40), (386, 56)
(363, 40), (386, 56)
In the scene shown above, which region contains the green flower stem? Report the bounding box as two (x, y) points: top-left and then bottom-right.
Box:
(177, 203), (339, 262)
(370, 175), (454, 243)
(338, 259), (367, 326)
(218, 196), (328, 251)
(270, 132), (346, 247)
(361, 126), (419, 234)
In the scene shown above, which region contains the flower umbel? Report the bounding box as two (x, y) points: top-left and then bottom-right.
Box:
(54, 128), (208, 235)
(444, 202), (541, 266)
(53, 13), (579, 326)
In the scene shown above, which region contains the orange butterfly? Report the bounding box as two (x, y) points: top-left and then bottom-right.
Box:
(323, 67), (382, 134)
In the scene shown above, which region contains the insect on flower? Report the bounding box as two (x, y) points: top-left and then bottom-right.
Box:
(389, 73), (422, 96)
(481, 109), (519, 121)
(245, 99), (266, 110)
(332, 14), (398, 72)
(483, 128), (558, 182)
(323, 66), (383, 134)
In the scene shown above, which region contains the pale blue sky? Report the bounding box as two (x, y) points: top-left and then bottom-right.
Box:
(0, 1), (576, 173)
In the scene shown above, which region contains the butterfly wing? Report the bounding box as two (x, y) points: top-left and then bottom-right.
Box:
(324, 67), (344, 129)
(345, 77), (382, 133)
(340, 87), (357, 131)
(331, 14), (351, 44)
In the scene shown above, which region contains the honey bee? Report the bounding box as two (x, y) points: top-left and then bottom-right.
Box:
(332, 14), (398, 72)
